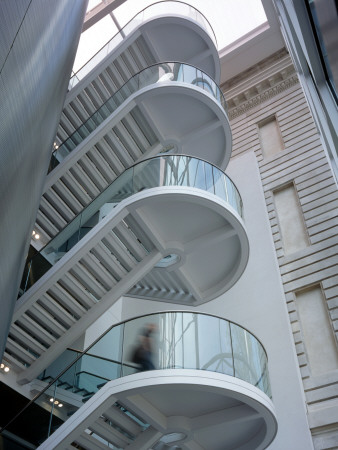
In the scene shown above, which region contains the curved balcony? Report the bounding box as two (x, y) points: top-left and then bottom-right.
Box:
(69, 1), (219, 92)
(3, 312), (276, 450)
(51, 62), (229, 173)
(11, 155), (248, 381)
(36, 63), (232, 251)
(23, 155), (246, 299)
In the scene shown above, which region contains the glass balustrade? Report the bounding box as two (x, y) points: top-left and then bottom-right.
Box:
(1, 312), (270, 447)
(50, 62), (227, 171)
(22, 155), (243, 294)
(69, 1), (217, 91)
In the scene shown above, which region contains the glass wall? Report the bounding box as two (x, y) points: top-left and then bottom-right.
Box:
(51, 62), (227, 170)
(1, 312), (270, 447)
(69, 1), (217, 90)
(22, 155), (242, 294)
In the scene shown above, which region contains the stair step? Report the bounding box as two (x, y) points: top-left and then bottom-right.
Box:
(87, 148), (117, 182)
(44, 188), (77, 222)
(70, 163), (100, 199)
(89, 417), (132, 447)
(61, 172), (92, 206)
(113, 121), (143, 161)
(17, 314), (56, 347)
(75, 432), (113, 450)
(104, 130), (135, 168)
(10, 323), (48, 355)
(84, 84), (103, 110)
(48, 282), (88, 318)
(122, 47), (140, 75)
(69, 96), (91, 122)
(40, 196), (68, 230)
(95, 139), (126, 174)
(121, 114), (150, 153)
(53, 179), (84, 214)
(29, 303), (68, 337)
(35, 210), (58, 239)
(78, 154), (109, 192)
(90, 242), (127, 282)
(103, 230), (138, 271)
(106, 63), (125, 90)
(40, 293), (77, 328)
(70, 262), (107, 299)
(104, 404), (143, 437)
(114, 221), (148, 261)
(57, 273), (97, 310)
(99, 69), (120, 95)
(92, 78), (111, 104)
(5, 336), (37, 365)
(78, 90), (97, 115)
(81, 251), (117, 291)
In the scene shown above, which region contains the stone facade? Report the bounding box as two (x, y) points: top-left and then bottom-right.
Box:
(223, 49), (338, 449)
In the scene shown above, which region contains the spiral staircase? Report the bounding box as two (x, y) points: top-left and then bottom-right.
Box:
(1, 2), (277, 449)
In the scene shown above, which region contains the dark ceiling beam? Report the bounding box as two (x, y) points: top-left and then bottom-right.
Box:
(82, 0), (128, 32)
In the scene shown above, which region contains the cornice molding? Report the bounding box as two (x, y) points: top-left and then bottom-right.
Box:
(221, 49), (300, 120)
(227, 74), (299, 120)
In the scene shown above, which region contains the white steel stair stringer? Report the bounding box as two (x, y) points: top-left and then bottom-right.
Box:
(16, 248), (161, 384)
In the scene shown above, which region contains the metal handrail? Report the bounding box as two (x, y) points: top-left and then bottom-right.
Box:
(0, 310), (269, 434)
(70, 0), (217, 88)
(22, 154), (242, 293)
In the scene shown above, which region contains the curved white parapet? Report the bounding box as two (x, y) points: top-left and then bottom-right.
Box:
(137, 14), (220, 81)
(39, 64), (232, 250)
(38, 370), (277, 450)
(53, 62), (231, 175)
(135, 82), (231, 170)
(12, 177), (249, 382)
(69, 1), (220, 93)
(23, 156), (249, 306)
(126, 187), (249, 304)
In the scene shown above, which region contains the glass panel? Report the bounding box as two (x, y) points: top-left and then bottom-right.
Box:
(70, 2), (216, 90)
(53, 61), (227, 170)
(2, 312), (271, 447)
(133, 157), (161, 192)
(21, 156), (242, 294)
(198, 315), (233, 376)
(213, 166), (227, 201)
(122, 315), (160, 374)
(231, 323), (269, 395)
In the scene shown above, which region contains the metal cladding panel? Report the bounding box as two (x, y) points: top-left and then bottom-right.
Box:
(0, 0), (88, 359)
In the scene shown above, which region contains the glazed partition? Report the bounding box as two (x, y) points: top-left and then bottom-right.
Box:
(22, 155), (242, 293)
(1, 312), (271, 447)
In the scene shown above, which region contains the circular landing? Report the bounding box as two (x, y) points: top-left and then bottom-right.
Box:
(136, 81), (231, 170)
(43, 370), (277, 450)
(141, 14), (220, 81)
(125, 186), (249, 304)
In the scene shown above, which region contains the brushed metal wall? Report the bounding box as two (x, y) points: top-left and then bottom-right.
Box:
(0, 0), (88, 361)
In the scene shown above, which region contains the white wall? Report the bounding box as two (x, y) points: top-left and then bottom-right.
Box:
(120, 151), (314, 449)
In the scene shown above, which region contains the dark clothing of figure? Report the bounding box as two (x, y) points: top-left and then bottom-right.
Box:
(132, 324), (156, 371)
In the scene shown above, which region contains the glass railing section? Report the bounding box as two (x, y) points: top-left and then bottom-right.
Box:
(22, 155), (243, 294)
(50, 62), (227, 171)
(1, 312), (270, 447)
(69, 1), (217, 90)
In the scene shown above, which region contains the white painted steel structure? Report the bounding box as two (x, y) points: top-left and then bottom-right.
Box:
(1, 3), (278, 449)
(39, 371), (277, 450)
